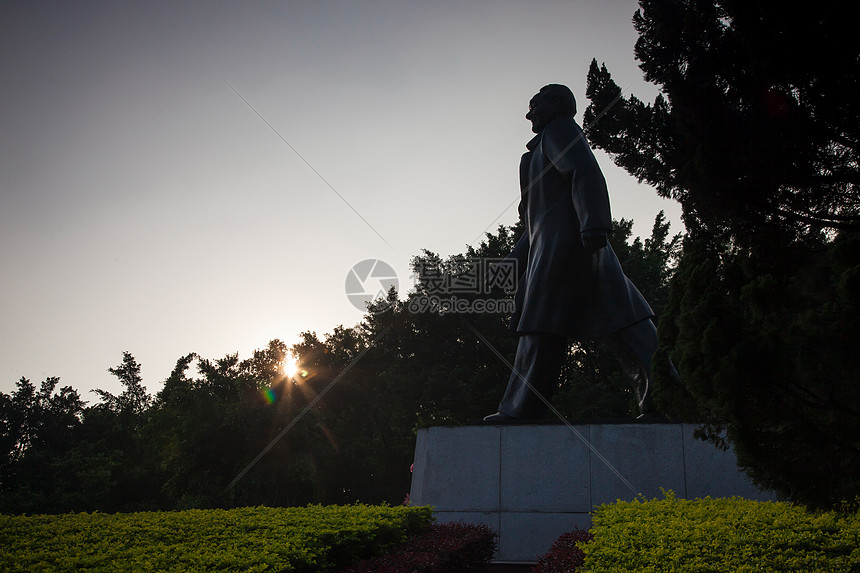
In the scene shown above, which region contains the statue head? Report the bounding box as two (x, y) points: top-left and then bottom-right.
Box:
(526, 84), (576, 133)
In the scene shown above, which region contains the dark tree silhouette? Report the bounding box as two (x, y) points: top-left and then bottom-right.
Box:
(584, 0), (859, 235)
(584, 0), (860, 507)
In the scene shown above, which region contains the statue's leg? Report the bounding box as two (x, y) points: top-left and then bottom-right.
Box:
(497, 332), (567, 419)
(604, 319), (658, 416)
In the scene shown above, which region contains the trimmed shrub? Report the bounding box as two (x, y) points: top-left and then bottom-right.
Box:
(340, 521), (497, 572)
(533, 528), (594, 573)
(584, 492), (860, 572)
(0, 504), (433, 572)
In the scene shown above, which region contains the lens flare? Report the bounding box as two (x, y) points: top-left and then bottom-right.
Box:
(263, 387), (277, 404)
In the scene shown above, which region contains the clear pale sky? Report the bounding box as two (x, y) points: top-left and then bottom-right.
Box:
(1, 0), (682, 398)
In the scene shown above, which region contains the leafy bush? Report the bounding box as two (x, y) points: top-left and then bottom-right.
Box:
(533, 528), (594, 573)
(583, 492), (860, 572)
(340, 521), (497, 572)
(0, 504), (433, 572)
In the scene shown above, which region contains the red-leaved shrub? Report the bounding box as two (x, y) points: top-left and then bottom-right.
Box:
(340, 521), (497, 573)
(533, 528), (594, 573)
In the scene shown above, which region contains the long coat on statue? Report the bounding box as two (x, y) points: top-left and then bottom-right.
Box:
(508, 117), (653, 337)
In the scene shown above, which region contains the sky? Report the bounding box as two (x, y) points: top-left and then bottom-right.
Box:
(0, 0), (682, 399)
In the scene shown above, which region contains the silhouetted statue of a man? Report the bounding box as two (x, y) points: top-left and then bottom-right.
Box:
(484, 84), (663, 422)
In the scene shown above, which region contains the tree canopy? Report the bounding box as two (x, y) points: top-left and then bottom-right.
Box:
(0, 214), (679, 514)
(584, 0), (860, 508)
(584, 0), (860, 235)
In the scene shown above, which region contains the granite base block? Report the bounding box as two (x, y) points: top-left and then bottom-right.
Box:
(410, 423), (775, 563)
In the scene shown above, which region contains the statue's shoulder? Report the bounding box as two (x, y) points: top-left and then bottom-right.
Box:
(542, 118), (583, 147)
(541, 118), (590, 170)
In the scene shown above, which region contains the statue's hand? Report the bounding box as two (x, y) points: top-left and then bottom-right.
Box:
(581, 231), (607, 253)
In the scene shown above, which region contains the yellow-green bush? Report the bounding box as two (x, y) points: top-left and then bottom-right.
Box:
(583, 492), (860, 572)
(0, 504), (433, 572)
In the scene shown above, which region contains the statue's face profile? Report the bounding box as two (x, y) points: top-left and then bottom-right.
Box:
(525, 92), (556, 134)
(526, 85), (575, 134)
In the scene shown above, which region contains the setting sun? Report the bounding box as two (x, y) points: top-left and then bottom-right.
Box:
(282, 356), (299, 378)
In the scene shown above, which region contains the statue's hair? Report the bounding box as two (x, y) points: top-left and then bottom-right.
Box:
(539, 84), (576, 117)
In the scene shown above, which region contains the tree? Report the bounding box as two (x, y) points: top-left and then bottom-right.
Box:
(652, 228), (860, 508)
(340, 215), (679, 432)
(584, 0), (860, 507)
(0, 377), (89, 513)
(94, 351), (151, 419)
(77, 352), (159, 511)
(584, 0), (859, 235)
(0, 219), (680, 513)
(147, 342), (318, 509)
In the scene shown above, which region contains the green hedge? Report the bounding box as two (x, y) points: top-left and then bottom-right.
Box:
(583, 492), (860, 572)
(0, 504), (434, 572)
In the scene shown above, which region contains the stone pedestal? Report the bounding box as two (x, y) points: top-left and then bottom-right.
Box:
(409, 423), (775, 563)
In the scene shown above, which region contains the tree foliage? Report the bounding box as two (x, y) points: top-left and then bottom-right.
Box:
(585, 0), (860, 507)
(584, 0), (860, 234)
(0, 377), (88, 513)
(0, 215), (678, 513)
(653, 229), (860, 507)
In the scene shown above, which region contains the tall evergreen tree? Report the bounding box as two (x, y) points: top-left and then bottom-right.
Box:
(584, 0), (860, 507)
(584, 0), (859, 235)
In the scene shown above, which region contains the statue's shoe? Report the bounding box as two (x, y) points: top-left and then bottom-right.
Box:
(482, 411), (518, 424)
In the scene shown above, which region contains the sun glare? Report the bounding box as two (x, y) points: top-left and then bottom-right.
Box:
(282, 356), (299, 378)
